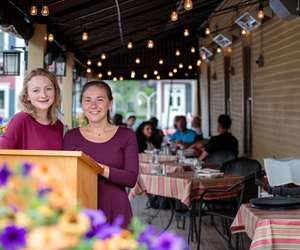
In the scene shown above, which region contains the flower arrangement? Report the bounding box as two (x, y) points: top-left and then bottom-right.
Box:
(0, 117), (6, 135)
(0, 162), (189, 250)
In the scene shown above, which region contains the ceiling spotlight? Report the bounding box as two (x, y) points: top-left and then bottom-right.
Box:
(107, 70), (112, 76)
(156, 75), (160, 80)
(168, 72), (173, 77)
(184, 0), (193, 11)
(153, 70), (158, 75)
(179, 63), (183, 68)
(98, 73), (103, 78)
(258, 3), (264, 19)
(170, 11), (178, 22)
(147, 40), (154, 48)
(87, 59), (92, 65)
(184, 28), (189, 37)
(30, 5), (38, 15)
(119, 76), (124, 80)
(97, 61), (102, 67)
(197, 59), (202, 66)
(86, 68), (91, 73)
(217, 47), (222, 53)
(188, 65), (193, 70)
(82, 30), (88, 41)
(159, 59), (164, 65)
(135, 58), (140, 64)
(41, 5), (49, 16)
(173, 68), (177, 73)
(131, 70), (135, 78)
(127, 41), (133, 49)
(190, 47), (196, 53)
(48, 33), (54, 42)
(101, 53), (106, 60)
(143, 73), (148, 79)
(175, 49), (180, 56)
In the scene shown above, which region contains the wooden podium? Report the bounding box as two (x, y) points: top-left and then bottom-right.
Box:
(0, 150), (103, 209)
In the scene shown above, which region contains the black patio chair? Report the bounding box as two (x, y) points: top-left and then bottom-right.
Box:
(206, 150), (237, 168)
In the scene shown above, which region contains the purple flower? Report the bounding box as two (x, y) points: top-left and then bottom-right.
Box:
(138, 226), (157, 250)
(95, 216), (123, 240)
(0, 225), (26, 250)
(21, 163), (32, 176)
(38, 188), (53, 197)
(0, 163), (12, 186)
(82, 209), (107, 239)
(154, 232), (189, 250)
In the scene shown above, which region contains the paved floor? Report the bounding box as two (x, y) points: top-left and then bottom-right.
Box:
(131, 196), (250, 250)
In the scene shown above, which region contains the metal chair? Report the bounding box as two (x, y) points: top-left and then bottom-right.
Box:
(207, 150), (237, 168)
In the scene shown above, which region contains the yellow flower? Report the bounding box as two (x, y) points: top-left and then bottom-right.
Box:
(58, 211), (90, 236)
(37, 205), (54, 218)
(15, 212), (32, 228)
(93, 235), (138, 250)
(48, 188), (76, 209)
(26, 226), (78, 250)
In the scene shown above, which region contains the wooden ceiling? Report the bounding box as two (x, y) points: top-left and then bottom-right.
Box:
(3, 0), (223, 79)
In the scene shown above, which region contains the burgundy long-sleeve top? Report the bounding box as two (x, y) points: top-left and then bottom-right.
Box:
(0, 112), (63, 150)
(63, 126), (139, 228)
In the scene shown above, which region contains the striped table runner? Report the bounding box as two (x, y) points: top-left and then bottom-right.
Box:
(231, 203), (300, 250)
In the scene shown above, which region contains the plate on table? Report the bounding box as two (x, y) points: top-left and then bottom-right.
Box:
(250, 196), (300, 210)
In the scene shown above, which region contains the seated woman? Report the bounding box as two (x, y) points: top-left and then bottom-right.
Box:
(136, 121), (161, 153)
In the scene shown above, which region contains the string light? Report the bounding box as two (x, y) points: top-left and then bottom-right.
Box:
(86, 68), (91, 73)
(41, 5), (49, 16)
(107, 70), (112, 76)
(131, 70), (135, 78)
(173, 68), (177, 73)
(217, 47), (222, 53)
(127, 41), (133, 49)
(135, 58), (140, 64)
(159, 59), (164, 65)
(98, 73), (103, 78)
(168, 72), (173, 77)
(156, 75), (160, 80)
(179, 63), (183, 68)
(188, 65), (193, 70)
(82, 29), (88, 41)
(205, 25), (211, 35)
(97, 61), (102, 67)
(197, 59), (202, 66)
(184, 29), (189, 37)
(48, 33), (54, 42)
(184, 0), (193, 11)
(170, 11), (178, 22)
(30, 5), (38, 15)
(153, 70), (158, 75)
(241, 29), (247, 36)
(227, 47), (232, 53)
(101, 53), (106, 60)
(190, 47), (196, 53)
(119, 76), (124, 80)
(258, 3), (264, 19)
(147, 40), (154, 49)
(175, 49), (180, 56)
(143, 73), (148, 79)
(87, 59), (92, 65)
(113, 77), (117, 81)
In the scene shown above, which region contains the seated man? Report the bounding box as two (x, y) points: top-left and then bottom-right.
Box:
(199, 114), (238, 161)
(169, 115), (197, 148)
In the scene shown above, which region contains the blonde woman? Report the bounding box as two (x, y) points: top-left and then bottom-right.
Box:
(0, 68), (63, 149)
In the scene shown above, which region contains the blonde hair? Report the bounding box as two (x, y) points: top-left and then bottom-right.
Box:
(19, 68), (61, 124)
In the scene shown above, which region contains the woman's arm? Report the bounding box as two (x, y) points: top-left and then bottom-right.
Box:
(105, 132), (139, 188)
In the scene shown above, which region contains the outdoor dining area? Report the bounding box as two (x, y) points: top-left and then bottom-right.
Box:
(1, 0), (300, 250)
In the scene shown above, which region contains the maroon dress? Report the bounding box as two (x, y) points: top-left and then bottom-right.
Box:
(63, 127), (138, 228)
(0, 112), (63, 150)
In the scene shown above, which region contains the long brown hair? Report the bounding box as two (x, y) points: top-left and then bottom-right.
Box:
(19, 68), (61, 124)
(80, 80), (113, 123)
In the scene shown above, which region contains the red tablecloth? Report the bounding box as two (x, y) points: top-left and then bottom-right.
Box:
(231, 203), (300, 250)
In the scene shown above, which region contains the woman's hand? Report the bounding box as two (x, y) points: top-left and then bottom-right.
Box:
(98, 163), (110, 178)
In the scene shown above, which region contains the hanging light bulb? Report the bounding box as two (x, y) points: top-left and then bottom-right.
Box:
(258, 3), (264, 19)
(143, 73), (148, 79)
(127, 41), (133, 49)
(159, 59), (164, 65)
(87, 59), (92, 65)
(147, 39), (154, 49)
(119, 76), (124, 81)
(170, 11), (178, 22)
(107, 70), (112, 76)
(175, 49), (180, 56)
(48, 33), (54, 42)
(82, 30), (88, 41)
(179, 63), (183, 69)
(201, 53), (206, 60)
(241, 29), (247, 36)
(205, 25), (211, 35)
(184, 0), (193, 11)
(153, 70), (158, 75)
(44, 34), (48, 41)
(30, 5), (38, 15)
(113, 77), (117, 81)
(101, 53), (106, 60)
(97, 61), (102, 67)
(156, 75), (160, 80)
(184, 28), (189, 37)
(135, 58), (140, 64)
(190, 47), (196, 53)
(41, 5), (49, 16)
(188, 65), (193, 70)
(168, 72), (173, 77)
(197, 59), (202, 66)
(86, 68), (91, 73)
(173, 68), (177, 73)
(131, 70), (135, 78)
(98, 73), (103, 78)
(217, 47), (222, 53)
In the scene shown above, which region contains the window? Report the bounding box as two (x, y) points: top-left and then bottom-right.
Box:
(0, 90), (4, 109)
